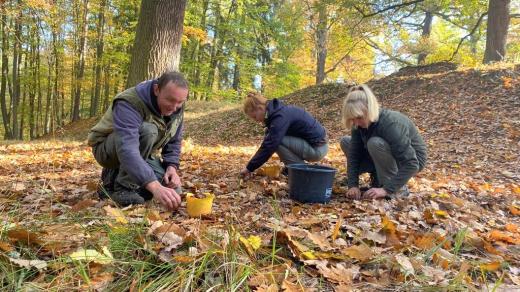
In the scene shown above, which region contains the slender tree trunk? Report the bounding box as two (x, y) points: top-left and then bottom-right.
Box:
(205, 2), (222, 100)
(36, 25), (42, 137)
(315, 2), (328, 85)
(91, 0), (106, 117)
(29, 28), (36, 140)
(11, 9), (22, 139)
(72, 0), (89, 122)
(483, 0), (511, 63)
(0, 7), (12, 139)
(126, 0), (187, 87)
(417, 11), (433, 65)
(102, 62), (111, 111)
(192, 0), (209, 100)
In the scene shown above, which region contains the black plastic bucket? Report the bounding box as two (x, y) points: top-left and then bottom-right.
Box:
(287, 164), (337, 203)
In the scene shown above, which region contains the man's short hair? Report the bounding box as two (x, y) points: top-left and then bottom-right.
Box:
(157, 71), (188, 89)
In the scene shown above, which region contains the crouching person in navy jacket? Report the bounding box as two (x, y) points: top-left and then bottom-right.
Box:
(240, 92), (329, 178)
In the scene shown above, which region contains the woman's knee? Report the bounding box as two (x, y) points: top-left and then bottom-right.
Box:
(339, 136), (351, 155)
(366, 137), (391, 156)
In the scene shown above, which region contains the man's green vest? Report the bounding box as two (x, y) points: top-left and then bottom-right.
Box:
(87, 86), (183, 152)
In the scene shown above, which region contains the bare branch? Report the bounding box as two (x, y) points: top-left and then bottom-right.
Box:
(354, 0), (425, 18)
(449, 12), (487, 61)
(364, 38), (414, 66)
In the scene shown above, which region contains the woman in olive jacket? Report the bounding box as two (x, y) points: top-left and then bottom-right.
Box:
(340, 84), (427, 200)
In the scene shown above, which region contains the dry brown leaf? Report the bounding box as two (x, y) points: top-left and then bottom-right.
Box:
(281, 279), (305, 292)
(0, 241), (13, 252)
(395, 254), (415, 276)
(71, 199), (97, 211)
(362, 230), (386, 244)
(8, 228), (42, 246)
(342, 244), (373, 261)
(314, 261), (359, 285)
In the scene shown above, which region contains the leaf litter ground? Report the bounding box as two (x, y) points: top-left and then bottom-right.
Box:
(1, 63), (520, 291)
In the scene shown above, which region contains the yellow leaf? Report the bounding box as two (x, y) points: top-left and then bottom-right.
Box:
(434, 210), (449, 217)
(510, 205), (520, 216)
(103, 206), (128, 224)
(431, 192), (450, 199)
(301, 250), (316, 260)
(239, 235), (262, 256)
(331, 217), (342, 242)
(69, 247), (113, 264)
(381, 215), (396, 233)
(480, 261), (501, 272)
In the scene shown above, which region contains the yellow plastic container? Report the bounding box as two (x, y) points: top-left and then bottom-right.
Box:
(186, 192), (215, 217)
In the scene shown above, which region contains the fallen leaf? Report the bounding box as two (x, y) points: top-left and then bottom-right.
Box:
(489, 230), (520, 244)
(81, 272), (114, 290)
(71, 199), (97, 211)
(362, 230), (386, 244)
(8, 258), (47, 271)
(0, 241), (13, 252)
(510, 205), (520, 216)
(8, 228), (42, 246)
(434, 210), (449, 218)
(68, 246), (113, 264)
(342, 244), (373, 261)
(331, 217), (342, 242)
(103, 205), (128, 224)
(395, 254), (415, 276)
(240, 235), (262, 256)
(480, 261), (501, 272)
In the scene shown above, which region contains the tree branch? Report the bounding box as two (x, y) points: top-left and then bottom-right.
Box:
(449, 12), (487, 61)
(354, 0), (425, 18)
(364, 38), (414, 66)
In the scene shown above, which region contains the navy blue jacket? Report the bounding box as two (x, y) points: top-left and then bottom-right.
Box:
(246, 99), (326, 172)
(112, 80), (183, 186)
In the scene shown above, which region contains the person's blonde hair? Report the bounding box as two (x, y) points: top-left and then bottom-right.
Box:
(243, 91), (267, 114)
(341, 84), (380, 128)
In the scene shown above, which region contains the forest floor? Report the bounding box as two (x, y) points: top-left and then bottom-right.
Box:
(1, 62), (520, 291)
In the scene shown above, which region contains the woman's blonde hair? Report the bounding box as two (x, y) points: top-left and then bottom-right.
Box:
(243, 91), (267, 114)
(341, 84), (380, 128)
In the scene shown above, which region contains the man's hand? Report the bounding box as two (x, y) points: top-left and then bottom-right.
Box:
(363, 187), (388, 200)
(240, 168), (252, 180)
(146, 180), (181, 210)
(163, 166), (181, 188)
(346, 187), (361, 200)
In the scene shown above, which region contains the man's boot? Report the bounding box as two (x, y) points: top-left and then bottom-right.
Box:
(98, 168), (119, 199)
(105, 188), (145, 206)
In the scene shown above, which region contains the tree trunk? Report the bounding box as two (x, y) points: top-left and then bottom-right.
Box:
(417, 11), (433, 65)
(36, 24), (43, 137)
(483, 0), (511, 63)
(102, 62), (111, 111)
(72, 0), (89, 122)
(11, 9), (22, 139)
(91, 0), (106, 117)
(0, 7), (12, 139)
(29, 27), (36, 140)
(126, 0), (187, 87)
(192, 0), (209, 100)
(315, 2), (328, 85)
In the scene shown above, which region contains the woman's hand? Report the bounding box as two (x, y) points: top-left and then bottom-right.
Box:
(240, 168), (252, 179)
(346, 187), (362, 200)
